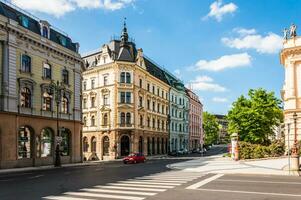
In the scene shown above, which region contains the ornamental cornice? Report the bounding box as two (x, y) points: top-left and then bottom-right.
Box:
(280, 46), (301, 65)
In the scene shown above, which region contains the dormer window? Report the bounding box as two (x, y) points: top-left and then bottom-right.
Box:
(19, 15), (29, 28)
(42, 26), (49, 38)
(59, 36), (67, 47)
(40, 21), (51, 39)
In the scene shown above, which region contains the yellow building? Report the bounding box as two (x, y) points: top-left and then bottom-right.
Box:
(0, 2), (82, 168)
(82, 23), (169, 160)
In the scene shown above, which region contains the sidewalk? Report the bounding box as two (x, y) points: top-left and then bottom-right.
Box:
(0, 155), (167, 174)
(168, 155), (300, 176)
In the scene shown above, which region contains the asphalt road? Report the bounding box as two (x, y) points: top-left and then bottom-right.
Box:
(1, 146), (300, 200)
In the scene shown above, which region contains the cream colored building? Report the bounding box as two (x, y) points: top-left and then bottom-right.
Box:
(280, 31), (301, 148)
(0, 2), (82, 169)
(82, 23), (169, 160)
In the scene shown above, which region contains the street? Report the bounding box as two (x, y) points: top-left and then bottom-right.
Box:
(0, 146), (300, 200)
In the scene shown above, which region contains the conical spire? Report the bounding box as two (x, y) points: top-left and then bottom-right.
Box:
(121, 17), (128, 43)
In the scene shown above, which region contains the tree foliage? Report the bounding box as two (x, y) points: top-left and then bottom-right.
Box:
(227, 88), (283, 145)
(203, 112), (219, 145)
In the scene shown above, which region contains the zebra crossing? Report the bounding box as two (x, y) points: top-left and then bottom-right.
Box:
(43, 171), (204, 200)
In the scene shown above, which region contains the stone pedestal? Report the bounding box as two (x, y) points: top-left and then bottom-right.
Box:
(291, 155), (300, 171)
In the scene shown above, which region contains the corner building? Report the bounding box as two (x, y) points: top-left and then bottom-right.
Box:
(82, 24), (169, 160)
(0, 2), (82, 168)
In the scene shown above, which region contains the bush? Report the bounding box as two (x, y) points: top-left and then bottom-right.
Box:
(238, 140), (285, 160)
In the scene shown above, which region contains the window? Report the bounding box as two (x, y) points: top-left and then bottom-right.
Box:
(140, 115), (143, 126)
(61, 129), (70, 156)
(18, 126), (32, 159)
(42, 91), (52, 111)
(91, 116), (95, 126)
(162, 120), (164, 130)
(157, 88), (159, 96)
(139, 79), (142, 88)
(139, 96), (143, 107)
(19, 15), (29, 28)
(152, 102), (155, 112)
(120, 112), (125, 125)
(20, 87), (31, 108)
(147, 99), (150, 109)
(126, 113), (131, 125)
(83, 98), (87, 109)
(103, 113), (108, 126)
(103, 95), (108, 105)
(42, 26), (49, 38)
(62, 69), (69, 85)
(91, 79), (95, 89)
(83, 116), (87, 126)
(83, 137), (88, 152)
(147, 83), (150, 91)
(157, 120), (160, 130)
(104, 76), (108, 86)
(21, 55), (31, 73)
(120, 72), (125, 83)
(157, 103), (160, 113)
(43, 63), (51, 79)
(91, 97), (95, 108)
(147, 117), (150, 127)
(162, 91), (164, 98)
(91, 137), (96, 152)
(83, 81), (87, 90)
(126, 92), (131, 103)
(120, 92), (125, 103)
(103, 136), (110, 156)
(103, 56), (107, 64)
(152, 86), (155, 94)
(61, 95), (69, 114)
(39, 128), (53, 157)
(126, 72), (131, 83)
(152, 118), (155, 128)
(59, 36), (67, 47)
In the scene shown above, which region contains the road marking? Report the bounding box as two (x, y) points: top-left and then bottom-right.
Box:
(119, 181), (181, 186)
(81, 188), (156, 196)
(186, 174), (224, 189)
(131, 179), (187, 183)
(64, 192), (145, 200)
(44, 196), (93, 200)
(98, 186), (167, 192)
(109, 183), (175, 188)
(216, 179), (301, 185)
(28, 175), (44, 179)
(196, 188), (301, 197)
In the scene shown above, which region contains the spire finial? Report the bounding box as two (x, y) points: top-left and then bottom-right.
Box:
(121, 17), (128, 42)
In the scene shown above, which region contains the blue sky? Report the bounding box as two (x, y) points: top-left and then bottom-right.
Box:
(8, 0), (301, 114)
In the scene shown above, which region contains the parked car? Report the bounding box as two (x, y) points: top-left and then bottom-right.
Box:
(123, 153), (146, 164)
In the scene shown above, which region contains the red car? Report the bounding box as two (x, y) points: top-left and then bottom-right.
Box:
(123, 153), (146, 164)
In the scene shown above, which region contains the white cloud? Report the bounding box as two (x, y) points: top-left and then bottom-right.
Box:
(11, 0), (134, 17)
(192, 53), (251, 72)
(187, 76), (227, 92)
(222, 28), (283, 54)
(212, 97), (228, 103)
(203, 0), (238, 22)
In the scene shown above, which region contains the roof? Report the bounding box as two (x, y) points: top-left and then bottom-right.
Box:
(0, 2), (78, 53)
(144, 57), (169, 84)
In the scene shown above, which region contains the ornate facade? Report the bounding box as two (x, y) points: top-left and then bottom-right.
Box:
(0, 2), (82, 169)
(82, 23), (169, 160)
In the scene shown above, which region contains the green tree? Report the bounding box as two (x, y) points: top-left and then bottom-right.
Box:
(203, 112), (219, 145)
(227, 88), (283, 145)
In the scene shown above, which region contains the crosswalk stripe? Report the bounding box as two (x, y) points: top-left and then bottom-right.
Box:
(131, 179), (187, 183)
(109, 183), (175, 188)
(97, 186), (167, 192)
(64, 192), (145, 200)
(80, 188), (156, 196)
(43, 196), (93, 200)
(119, 181), (181, 186)
(140, 176), (196, 180)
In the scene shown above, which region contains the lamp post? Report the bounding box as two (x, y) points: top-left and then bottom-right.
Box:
(290, 112), (300, 171)
(50, 80), (65, 167)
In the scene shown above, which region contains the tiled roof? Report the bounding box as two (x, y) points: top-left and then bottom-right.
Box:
(144, 57), (169, 85)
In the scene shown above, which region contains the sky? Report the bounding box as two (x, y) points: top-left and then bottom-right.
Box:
(7, 0), (301, 115)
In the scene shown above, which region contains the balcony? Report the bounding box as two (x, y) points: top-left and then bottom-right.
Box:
(117, 123), (134, 129)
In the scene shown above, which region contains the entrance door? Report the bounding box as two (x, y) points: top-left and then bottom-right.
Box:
(121, 135), (130, 156)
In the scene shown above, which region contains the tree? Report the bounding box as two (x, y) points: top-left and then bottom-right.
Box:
(203, 112), (219, 145)
(227, 88), (283, 145)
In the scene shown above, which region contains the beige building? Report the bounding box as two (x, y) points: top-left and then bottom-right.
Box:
(82, 23), (169, 160)
(280, 28), (301, 148)
(0, 2), (82, 169)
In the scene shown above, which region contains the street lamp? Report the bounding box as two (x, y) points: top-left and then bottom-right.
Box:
(290, 112), (300, 171)
(49, 80), (66, 167)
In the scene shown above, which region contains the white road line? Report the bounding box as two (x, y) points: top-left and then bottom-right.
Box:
(97, 186), (167, 192)
(119, 181), (181, 186)
(216, 179), (301, 185)
(80, 188), (156, 196)
(44, 196), (93, 200)
(131, 179), (187, 183)
(64, 192), (145, 200)
(142, 176), (197, 180)
(109, 183), (175, 188)
(186, 174), (224, 189)
(196, 188), (301, 197)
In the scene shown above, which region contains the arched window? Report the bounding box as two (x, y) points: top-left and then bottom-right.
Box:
(91, 116), (95, 126)
(40, 128), (53, 157)
(126, 113), (131, 125)
(61, 95), (69, 114)
(61, 129), (70, 156)
(20, 87), (31, 108)
(83, 137), (88, 152)
(103, 113), (108, 126)
(120, 112), (125, 126)
(103, 136), (110, 156)
(83, 117), (87, 126)
(42, 91), (52, 111)
(91, 137), (96, 152)
(120, 72), (125, 83)
(18, 126), (32, 159)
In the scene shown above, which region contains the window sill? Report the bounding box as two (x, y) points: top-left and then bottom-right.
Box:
(19, 70), (34, 76)
(42, 77), (52, 81)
